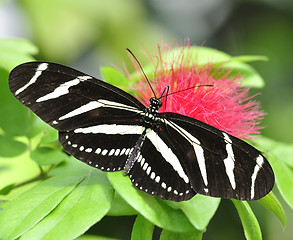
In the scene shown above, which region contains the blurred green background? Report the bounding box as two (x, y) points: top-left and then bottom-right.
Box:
(0, 0), (292, 239)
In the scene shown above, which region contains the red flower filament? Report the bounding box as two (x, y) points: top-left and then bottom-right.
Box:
(129, 44), (264, 139)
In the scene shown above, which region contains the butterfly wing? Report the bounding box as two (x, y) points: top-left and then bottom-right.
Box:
(9, 62), (147, 172)
(59, 122), (145, 172)
(128, 128), (196, 202)
(8, 61), (146, 131)
(160, 112), (274, 200)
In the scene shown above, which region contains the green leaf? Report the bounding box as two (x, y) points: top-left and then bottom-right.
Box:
(0, 69), (36, 137)
(161, 46), (231, 67)
(0, 156), (114, 240)
(0, 38), (38, 71)
(0, 184), (15, 195)
(0, 173), (85, 240)
(107, 171), (196, 233)
(131, 214), (154, 240)
(160, 229), (203, 240)
(268, 153), (293, 210)
(223, 61), (265, 88)
(20, 170), (114, 240)
(158, 46), (265, 88)
(228, 55), (269, 63)
(101, 66), (132, 88)
(176, 195), (220, 231)
(232, 200), (262, 240)
(30, 147), (68, 165)
(255, 136), (293, 168)
(258, 192), (286, 228)
(40, 129), (58, 144)
(0, 151), (41, 202)
(271, 143), (293, 168)
(0, 134), (27, 157)
(77, 234), (120, 240)
(107, 192), (137, 216)
(254, 136), (293, 210)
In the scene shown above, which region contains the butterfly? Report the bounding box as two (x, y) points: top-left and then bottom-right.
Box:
(8, 60), (274, 202)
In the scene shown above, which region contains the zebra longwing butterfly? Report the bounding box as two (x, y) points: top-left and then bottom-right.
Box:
(8, 61), (274, 202)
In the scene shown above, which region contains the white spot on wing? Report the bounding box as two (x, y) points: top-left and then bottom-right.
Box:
(36, 76), (91, 102)
(114, 149), (120, 156)
(146, 166), (151, 175)
(98, 99), (142, 113)
(109, 149), (115, 156)
(125, 148), (131, 156)
(101, 149), (108, 155)
(58, 101), (103, 120)
(137, 155), (143, 163)
(120, 148), (126, 155)
(85, 148), (92, 153)
(251, 155), (264, 199)
(142, 162), (148, 171)
(15, 63), (48, 95)
(140, 157), (145, 167)
(58, 98), (143, 121)
(155, 175), (160, 183)
(74, 124), (144, 135)
(223, 133), (236, 190)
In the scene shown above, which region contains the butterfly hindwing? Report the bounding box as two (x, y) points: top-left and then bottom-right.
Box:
(8, 61), (145, 131)
(59, 119), (146, 172)
(128, 129), (196, 202)
(161, 112), (274, 200)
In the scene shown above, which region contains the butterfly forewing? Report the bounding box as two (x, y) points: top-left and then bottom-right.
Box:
(161, 112), (274, 200)
(8, 62), (145, 131)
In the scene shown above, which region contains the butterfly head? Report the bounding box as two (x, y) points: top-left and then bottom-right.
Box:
(149, 97), (162, 110)
(143, 97), (162, 124)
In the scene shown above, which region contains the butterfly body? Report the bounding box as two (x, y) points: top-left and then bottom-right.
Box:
(8, 61), (274, 202)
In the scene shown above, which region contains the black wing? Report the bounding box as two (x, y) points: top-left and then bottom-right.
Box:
(159, 112), (274, 200)
(8, 61), (145, 131)
(9, 62), (146, 172)
(59, 120), (145, 172)
(128, 128), (196, 202)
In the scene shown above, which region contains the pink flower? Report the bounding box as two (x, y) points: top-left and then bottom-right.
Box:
(127, 42), (264, 139)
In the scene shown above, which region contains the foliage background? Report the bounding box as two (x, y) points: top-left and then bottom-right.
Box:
(0, 0), (292, 239)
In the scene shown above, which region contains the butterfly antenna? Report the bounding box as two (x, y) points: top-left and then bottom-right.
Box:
(126, 48), (156, 98)
(159, 86), (169, 111)
(161, 84), (213, 98)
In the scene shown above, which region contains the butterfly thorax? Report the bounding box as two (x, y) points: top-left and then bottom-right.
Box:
(124, 97), (162, 175)
(142, 97), (162, 126)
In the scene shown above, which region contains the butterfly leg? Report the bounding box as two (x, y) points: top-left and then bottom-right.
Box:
(124, 128), (147, 175)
